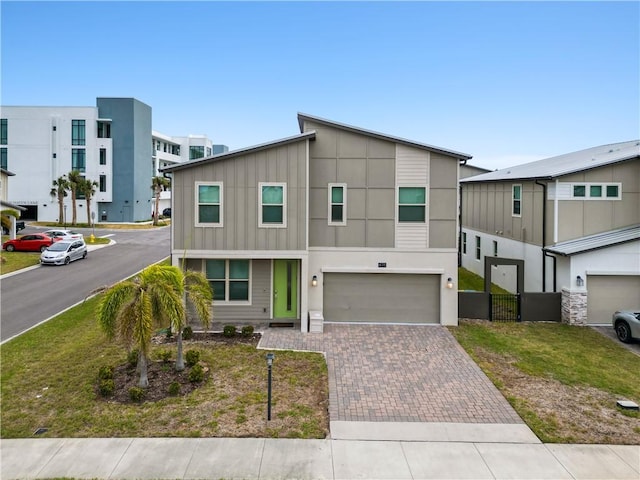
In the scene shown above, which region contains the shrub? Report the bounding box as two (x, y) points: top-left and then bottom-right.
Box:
(241, 325), (254, 337)
(127, 349), (139, 368)
(97, 365), (114, 380)
(156, 349), (171, 363)
(223, 325), (237, 338)
(189, 364), (205, 383)
(182, 325), (193, 340)
(99, 379), (115, 397)
(185, 349), (200, 367)
(129, 387), (145, 403)
(168, 382), (181, 396)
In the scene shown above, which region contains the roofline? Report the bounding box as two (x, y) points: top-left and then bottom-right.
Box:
(161, 131), (316, 173)
(1, 168), (16, 176)
(543, 236), (639, 257)
(0, 200), (27, 211)
(297, 113), (473, 161)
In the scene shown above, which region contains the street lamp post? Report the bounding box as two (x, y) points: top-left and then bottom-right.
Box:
(266, 353), (275, 421)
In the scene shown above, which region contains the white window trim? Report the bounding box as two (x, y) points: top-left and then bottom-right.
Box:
(475, 236), (481, 261)
(328, 183), (347, 226)
(570, 182), (622, 200)
(397, 185), (427, 224)
(512, 184), (522, 217)
(195, 181), (223, 227)
(205, 259), (252, 305)
(462, 232), (467, 255)
(259, 182), (287, 228)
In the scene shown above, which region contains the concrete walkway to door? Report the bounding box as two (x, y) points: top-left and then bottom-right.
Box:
(259, 324), (523, 432)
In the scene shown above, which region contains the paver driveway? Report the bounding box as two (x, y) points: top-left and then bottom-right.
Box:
(259, 324), (523, 424)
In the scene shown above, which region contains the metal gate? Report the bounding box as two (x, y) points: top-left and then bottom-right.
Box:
(490, 293), (521, 322)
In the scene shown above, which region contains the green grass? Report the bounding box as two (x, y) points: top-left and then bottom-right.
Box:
(458, 267), (510, 293)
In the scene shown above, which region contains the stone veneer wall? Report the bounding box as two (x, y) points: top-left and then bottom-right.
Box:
(561, 288), (588, 325)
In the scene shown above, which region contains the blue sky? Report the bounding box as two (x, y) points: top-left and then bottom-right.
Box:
(1, 1), (638, 169)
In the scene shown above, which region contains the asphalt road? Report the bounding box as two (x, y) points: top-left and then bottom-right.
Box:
(1, 226), (171, 342)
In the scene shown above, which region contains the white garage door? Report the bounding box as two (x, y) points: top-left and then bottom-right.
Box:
(587, 275), (640, 324)
(323, 273), (440, 323)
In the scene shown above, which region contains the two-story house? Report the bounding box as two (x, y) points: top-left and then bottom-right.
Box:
(163, 113), (471, 331)
(460, 140), (640, 325)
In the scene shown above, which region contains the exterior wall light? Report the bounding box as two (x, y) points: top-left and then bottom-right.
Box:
(311, 275), (318, 287)
(576, 275), (584, 287)
(446, 277), (454, 289)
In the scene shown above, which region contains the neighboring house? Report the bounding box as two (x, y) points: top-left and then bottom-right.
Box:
(460, 140), (640, 325)
(0, 99), (225, 223)
(1, 168), (26, 237)
(163, 113), (472, 331)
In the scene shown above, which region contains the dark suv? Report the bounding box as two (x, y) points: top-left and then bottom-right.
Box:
(2, 221), (25, 235)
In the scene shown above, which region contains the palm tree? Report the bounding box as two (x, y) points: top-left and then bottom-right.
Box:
(67, 170), (83, 226)
(1, 208), (20, 235)
(174, 269), (212, 371)
(96, 264), (185, 388)
(50, 176), (69, 225)
(79, 178), (99, 227)
(151, 176), (170, 226)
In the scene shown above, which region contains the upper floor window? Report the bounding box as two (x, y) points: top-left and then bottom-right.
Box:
(99, 175), (107, 192)
(189, 146), (205, 160)
(259, 183), (286, 227)
(71, 149), (86, 172)
(0, 119), (7, 145)
(572, 183), (621, 200)
(512, 185), (522, 216)
(398, 187), (426, 222)
(328, 183), (347, 225)
(0, 148), (7, 170)
(97, 121), (111, 138)
(206, 259), (250, 302)
(99, 148), (107, 165)
(72, 120), (85, 146)
(206, 147), (212, 157)
(196, 182), (223, 226)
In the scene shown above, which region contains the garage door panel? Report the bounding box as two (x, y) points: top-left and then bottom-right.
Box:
(323, 273), (439, 323)
(587, 275), (640, 324)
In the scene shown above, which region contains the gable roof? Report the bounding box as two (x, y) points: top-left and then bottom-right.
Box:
(461, 140), (640, 183)
(161, 131), (316, 173)
(297, 113), (473, 161)
(543, 224), (640, 256)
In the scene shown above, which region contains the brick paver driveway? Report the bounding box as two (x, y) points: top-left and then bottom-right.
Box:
(259, 324), (523, 424)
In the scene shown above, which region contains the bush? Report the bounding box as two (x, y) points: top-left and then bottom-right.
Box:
(241, 325), (254, 337)
(189, 364), (205, 383)
(129, 387), (145, 403)
(223, 325), (237, 338)
(182, 325), (193, 340)
(99, 379), (115, 397)
(185, 349), (200, 367)
(127, 349), (139, 368)
(97, 365), (114, 380)
(168, 382), (181, 396)
(156, 349), (171, 363)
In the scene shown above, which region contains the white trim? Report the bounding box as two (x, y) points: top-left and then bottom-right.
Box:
(258, 182), (287, 228)
(194, 181), (223, 227)
(203, 258), (252, 305)
(320, 266), (445, 274)
(327, 182), (347, 226)
(512, 184), (522, 217)
(585, 271), (640, 276)
(568, 182), (622, 200)
(308, 246), (457, 253)
(397, 185), (427, 224)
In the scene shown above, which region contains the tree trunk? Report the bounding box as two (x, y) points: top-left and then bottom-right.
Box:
(137, 351), (149, 388)
(175, 330), (185, 371)
(153, 190), (160, 226)
(71, 189), (77, 226)
(86, 195), (92, 227)
(58, 195), (64, 225)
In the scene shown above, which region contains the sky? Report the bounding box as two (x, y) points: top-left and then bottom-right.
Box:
(1, 1), (638, 170)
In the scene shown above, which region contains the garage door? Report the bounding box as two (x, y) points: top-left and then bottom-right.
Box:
(587, 275), (640, 324)
(323, 273), (440, 323)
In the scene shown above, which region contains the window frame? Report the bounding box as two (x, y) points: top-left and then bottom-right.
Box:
(259, 182), (287, 228)
(99, 148), (107, 165)
(0, 147), (7, 170)
(205, 259), (251, 304)
(571, 182), (621, 200)
(512, 184), (522, 217)
(195, 181), (223, 227)
(71, 148), (86, 172)
(493, 240), (498, 257)
(99, 175), (107, 192)
(189, 145), (205, 160)
(0, 118), (7, 145)
(71, 119), (86, 146)
(397, 186), (427, 223)
(328, 183), (347, 226)
(475, 236), (481, 261)
(462, 232), (467, 255)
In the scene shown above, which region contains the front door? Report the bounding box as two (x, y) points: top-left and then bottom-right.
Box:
(273, 259), (298, 318)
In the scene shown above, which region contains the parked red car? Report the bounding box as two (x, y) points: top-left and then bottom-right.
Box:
(2, 234), (57, 252)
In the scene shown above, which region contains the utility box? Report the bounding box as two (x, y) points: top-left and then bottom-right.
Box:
(309, 310), (324, 334)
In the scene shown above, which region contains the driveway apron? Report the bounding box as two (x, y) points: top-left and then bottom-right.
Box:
(259, 324), (523, 424)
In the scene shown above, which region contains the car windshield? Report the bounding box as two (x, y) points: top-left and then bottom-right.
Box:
(47, 243), (71, 252)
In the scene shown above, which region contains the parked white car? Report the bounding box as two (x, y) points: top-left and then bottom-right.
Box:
(43, 229), (84, 240)
(40, 239), (87, 266)
(612, 310), (640, 344)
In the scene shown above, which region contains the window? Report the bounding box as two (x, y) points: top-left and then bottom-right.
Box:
(99, 148), (107, 165)
(570, 183), (621, 200)
(75, 176), (86, 200)
(462, 232), (467, 254)
(259, 183), (286, 227)
(99, 175), (107, 192)
(206, 147), (212, 157)
(512, 185), (522, 216)
(189, 146), (205, 160)
(196, 182), (222, 226)
(0, 148), (7, 170)
(590, 185), (602, 198)
(398, 187), (426, 222)
(328, 183), (346, 225)
(71, 149), (86, 172)
(71, 120), (85, 146)
(0, 119), (7, 145)
(606, 185), (619, 198)
(475, 236), (481, 260)
(205, 259), (250, 302)
(573, 185), (586, 197)
(97, 121), (110, 138)
(493, 240), (498, 257)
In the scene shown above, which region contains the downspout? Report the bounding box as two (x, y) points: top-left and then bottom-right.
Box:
(458, 184), (463, 267)
(535, 179), (548, 292)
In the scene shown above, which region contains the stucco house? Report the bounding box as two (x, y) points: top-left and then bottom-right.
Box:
(163, 113), (471, 331)
(460, 140), (640, 325)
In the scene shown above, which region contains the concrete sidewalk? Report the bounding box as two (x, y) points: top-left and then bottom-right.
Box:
(2, 435), (639, 479)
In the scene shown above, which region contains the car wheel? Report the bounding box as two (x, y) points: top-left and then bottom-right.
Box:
(6, 244), (15, 252)
(64, 256), (71, 265)
(615, 321), (633, 344)
(40, 245), (48, 252)
(82, 251), (87, 259)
